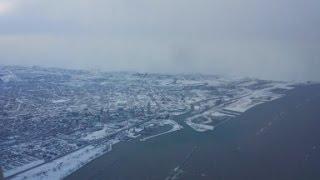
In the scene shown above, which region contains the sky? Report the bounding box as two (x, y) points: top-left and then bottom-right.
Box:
(0, 0), (319, 81)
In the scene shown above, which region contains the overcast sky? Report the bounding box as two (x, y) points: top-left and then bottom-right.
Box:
(0, 0), (319, 81)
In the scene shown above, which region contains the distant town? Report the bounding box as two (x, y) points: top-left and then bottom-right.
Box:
(0, 66), (298, 179)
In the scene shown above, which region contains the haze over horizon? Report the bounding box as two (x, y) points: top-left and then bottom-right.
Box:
(0, 0), (319, 81)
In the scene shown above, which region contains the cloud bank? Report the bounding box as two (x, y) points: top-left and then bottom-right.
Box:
(0, 0), (319, 81)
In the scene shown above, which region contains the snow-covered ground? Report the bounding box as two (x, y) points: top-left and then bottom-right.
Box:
(0, 72), (18, 83)
(140, 120), (183, 141)
(82, 125), (112, 140)
(12, 140), (119, 180)
(185, 108), (233, 132)
(185, 121), (214, 132)
(51, 99), (69, 104)
(4, 160), (44, 178)
(224, 96), (263, 113)
(224, 83), (294, 113)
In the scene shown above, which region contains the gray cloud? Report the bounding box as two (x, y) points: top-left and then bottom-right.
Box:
(0, 0), (319, 81)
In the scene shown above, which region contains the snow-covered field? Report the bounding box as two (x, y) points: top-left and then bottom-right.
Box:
(185, 107), (234, 132)
(224, 83), (294, 113)
(140, 120), (183, 141)
(224, 96), (264, 113)
(12, 140), (119, 180)
(52, 99), (69, 104)
(82, 125), (112, 140)
(185, 121), (214, 132)
(4, 160), (45, 178)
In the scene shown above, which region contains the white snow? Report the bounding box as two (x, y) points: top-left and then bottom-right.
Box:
(52, 99), (69, 104)
(82, 125), (111, 140)
(224, 83), (292, 113)
(4, 160), (45, 178)
(0, 73), (18, 83)
(185, 120), (214, 132)
(12, 140), (119, 180)
(158, 79), (174, 86)
(224, 97), (260, 113)
(185, 108), (231, 132)
(271, 82), (295, 90)
(177, 79), (204, 86)
(210, 111), (232, 117)
(140, 120), (183, 141)
(126, 128), (141, 138)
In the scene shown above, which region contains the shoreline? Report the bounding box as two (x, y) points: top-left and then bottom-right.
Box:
(67, 84), (320, 180)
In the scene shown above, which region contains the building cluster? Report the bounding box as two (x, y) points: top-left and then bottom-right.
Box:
(0, 66), (295, 177)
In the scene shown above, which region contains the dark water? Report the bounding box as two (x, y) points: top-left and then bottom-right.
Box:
(67, 85), (320, 180)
